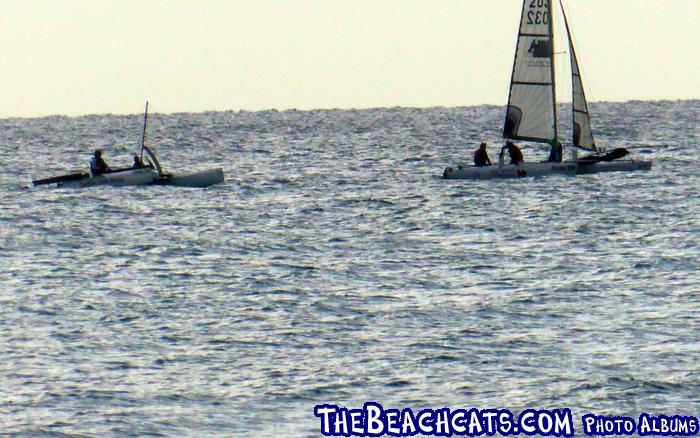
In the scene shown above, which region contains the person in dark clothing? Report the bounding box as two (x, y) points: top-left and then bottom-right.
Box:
(133, 154), (145, 168)
(90, 149), (110, 175)
(474, 143), (492, 166)
(503, 141), (524, 165)
(547, 140), (563, 162)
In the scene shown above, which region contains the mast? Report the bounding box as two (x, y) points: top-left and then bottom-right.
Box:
(559, 0), (597, 151)
(503, 0), (558, 145)
(138, 100), (165, 174)
(140, 101), (149, 162)
(549, 0), (558, 144)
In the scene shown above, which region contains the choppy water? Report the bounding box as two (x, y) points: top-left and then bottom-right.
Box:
(1, 101), (699, 436)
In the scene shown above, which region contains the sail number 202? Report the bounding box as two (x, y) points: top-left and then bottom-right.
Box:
(527, 0), (549, 25)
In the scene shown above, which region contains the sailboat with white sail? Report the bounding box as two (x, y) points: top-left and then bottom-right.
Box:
(444, 0), (651, 180)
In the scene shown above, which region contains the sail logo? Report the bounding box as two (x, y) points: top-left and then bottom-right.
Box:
(528, 39), (551, 58)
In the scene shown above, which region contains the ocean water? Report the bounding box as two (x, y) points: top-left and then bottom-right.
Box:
(0, 101), (698, 436)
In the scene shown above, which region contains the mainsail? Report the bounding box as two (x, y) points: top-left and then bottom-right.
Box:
(560, 1), (596, 151)
(504, 0), (557, 144)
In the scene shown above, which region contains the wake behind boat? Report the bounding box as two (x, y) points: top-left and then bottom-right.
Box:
(444, 0), (652, 180)
(32, 103), (224, 188)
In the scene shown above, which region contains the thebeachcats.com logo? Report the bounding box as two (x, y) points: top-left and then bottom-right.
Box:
(313, 403), (700, 437)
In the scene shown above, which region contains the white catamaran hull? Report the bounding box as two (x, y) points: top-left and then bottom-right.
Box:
(57, 168), (156, 188)
(574, 160), (652, 175)
(155, 168), (225, 187)
(48, 167), (225, 188)
(444, 162), (577, 180)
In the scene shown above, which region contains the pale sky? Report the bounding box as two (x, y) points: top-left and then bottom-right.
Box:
(1, 0), (699, 117)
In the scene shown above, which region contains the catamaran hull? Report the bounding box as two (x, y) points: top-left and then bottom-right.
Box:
(443, 162), (577, 180)
(155, 168), (225, 187)
(57, 168), (157, 188)
(575, 160), (652, 175)
(46, 167), (225, 189)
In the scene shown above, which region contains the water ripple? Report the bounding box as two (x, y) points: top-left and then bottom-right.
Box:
(1, 102), (699, 435)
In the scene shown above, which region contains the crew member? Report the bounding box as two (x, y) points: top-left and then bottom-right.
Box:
(133, 154), (145, 168)
(548, 140), (563, 162)
(503, 141), (524, 165)
(90, 149), (110, 175)
(474, 143), (492, 167)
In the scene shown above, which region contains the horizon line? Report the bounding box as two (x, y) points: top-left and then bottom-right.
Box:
(2, 97), (698, 120)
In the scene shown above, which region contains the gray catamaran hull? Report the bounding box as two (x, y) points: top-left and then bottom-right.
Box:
(153, 168), (225, 187)
(574, 160), (652, 175)
(35, 167), (225, 188)
(444, 162), (577, 180)
(443, 158), (652, 180)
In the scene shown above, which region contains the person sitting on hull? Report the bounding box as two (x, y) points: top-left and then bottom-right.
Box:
(474, 143), (492, 167)
(90, 149), (110, 175)
(502, 141), (524, 165)
(547, 140), (563, 162)
(133, 154), (145, 168)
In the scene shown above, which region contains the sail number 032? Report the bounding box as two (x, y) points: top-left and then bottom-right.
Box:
(527, 0), (549, 25)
